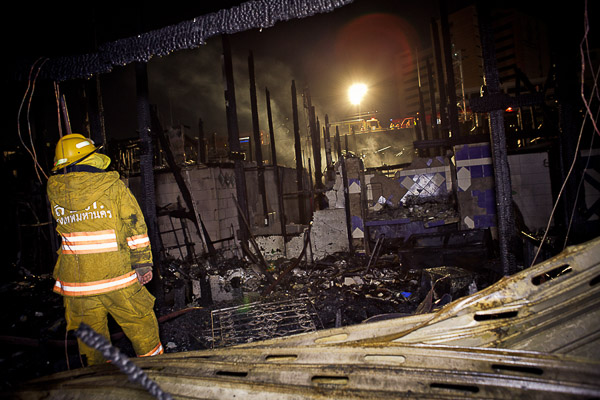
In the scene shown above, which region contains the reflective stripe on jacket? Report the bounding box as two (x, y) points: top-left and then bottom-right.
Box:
(54, 271), (138, 296)
(61, 229), (118, 254)
(127, 234), (150, 250)
(47, 171), (152, 297)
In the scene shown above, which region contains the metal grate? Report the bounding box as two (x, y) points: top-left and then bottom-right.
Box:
(210, 297), (319, 348)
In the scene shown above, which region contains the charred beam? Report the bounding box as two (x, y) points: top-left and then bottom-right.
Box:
(222, 34), (250, 242)
(248, 51), (269, 226)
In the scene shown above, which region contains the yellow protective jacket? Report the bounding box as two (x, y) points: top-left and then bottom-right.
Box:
(47, 171), (152, 297)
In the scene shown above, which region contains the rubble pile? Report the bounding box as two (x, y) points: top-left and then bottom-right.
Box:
(1, 249), (497, 391)
(369, 194), (459, 225)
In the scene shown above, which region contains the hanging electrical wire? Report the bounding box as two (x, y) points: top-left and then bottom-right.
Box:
(530, 0), (599, 267)
(17, 57), (49, 183)
(563, 63), (599, 248)
(580, 0), (600, 139)
(563, 0), (600, 249)
(54, 82), (63, 138)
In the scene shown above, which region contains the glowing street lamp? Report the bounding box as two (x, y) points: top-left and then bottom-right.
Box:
(348, 83), (367, 105)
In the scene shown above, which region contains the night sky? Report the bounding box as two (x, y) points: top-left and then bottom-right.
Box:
(6, 0), (594, 168)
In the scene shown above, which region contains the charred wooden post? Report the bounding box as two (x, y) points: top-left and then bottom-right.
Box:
(439, 0), (460, 138)
(416, 51), (428, 157)
(198, 118), (206, 164)
(248, 51), (269, 226)
(324, 114), (334, 183)
(431, 18), (449, 138)
(439, 0), (462, 138)
(291, 80), (307, 224)
(475, 2), (517, 275)
(335, 126), (342, 162)
(212, 132), (217, 158)
(59, 94), (72, 136)
(85, 77), (106, 151)
(340, 153), (354, 255)
(305, 88), (323, 190)
(311, 105), (322, 189)
(345, 132), (349, 153)
(134, 61), (164, 303)
(266, 87), (287, 253)
(222, 35), (249, 242)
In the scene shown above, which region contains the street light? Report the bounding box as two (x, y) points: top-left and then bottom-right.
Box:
(348, 83), (367, 105)
(349, 83), (367, 132)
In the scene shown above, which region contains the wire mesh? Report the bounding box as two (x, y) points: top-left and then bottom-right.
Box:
(210, 296), (319, 348)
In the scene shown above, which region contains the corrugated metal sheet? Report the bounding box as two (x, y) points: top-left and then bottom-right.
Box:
(5, 237), (600, 399)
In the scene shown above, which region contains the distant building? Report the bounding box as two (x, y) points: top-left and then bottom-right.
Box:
(395, 5), (551, 126)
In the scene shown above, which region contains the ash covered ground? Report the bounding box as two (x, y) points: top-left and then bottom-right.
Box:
(0, 249), (500, 391)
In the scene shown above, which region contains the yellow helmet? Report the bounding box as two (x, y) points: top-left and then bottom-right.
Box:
(52, 133), (101, 172)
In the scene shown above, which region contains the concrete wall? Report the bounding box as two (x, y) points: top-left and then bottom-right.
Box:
(125, 163), (310, 261)
(508, 152), (553, 231)
(153, 166), (240, 260)
(123, 145), (574, 262)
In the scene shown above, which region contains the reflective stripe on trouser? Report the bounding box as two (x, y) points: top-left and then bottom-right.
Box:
(63, 283), (162, 366)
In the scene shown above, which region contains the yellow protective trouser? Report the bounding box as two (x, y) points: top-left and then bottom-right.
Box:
(63, 283), (163, 365)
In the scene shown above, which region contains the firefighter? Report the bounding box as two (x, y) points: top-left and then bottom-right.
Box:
(47, 133), (163, 365)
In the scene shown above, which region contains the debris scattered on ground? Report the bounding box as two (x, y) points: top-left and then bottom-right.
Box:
(1, 246), (498, 391)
